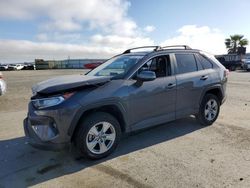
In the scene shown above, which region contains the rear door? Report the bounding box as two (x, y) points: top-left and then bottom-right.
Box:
(174, 53), (211, 118)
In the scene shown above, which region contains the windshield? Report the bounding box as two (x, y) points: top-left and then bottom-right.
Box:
(87, 55), (143, 79)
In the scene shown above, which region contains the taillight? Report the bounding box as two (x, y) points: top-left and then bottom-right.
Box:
(224, 69), (229, 78)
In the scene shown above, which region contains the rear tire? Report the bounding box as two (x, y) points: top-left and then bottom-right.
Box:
(196, 94), (220, 126)
(74, 112), (121, 160)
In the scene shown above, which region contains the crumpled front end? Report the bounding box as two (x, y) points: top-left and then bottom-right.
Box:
(23, 96), (82, 151)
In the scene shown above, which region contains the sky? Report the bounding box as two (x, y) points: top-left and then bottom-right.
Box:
(0, 0), (249, 63)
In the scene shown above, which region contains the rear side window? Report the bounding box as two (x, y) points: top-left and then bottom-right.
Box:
(175, 54), (197, 74)
(197, 54), (213, 69)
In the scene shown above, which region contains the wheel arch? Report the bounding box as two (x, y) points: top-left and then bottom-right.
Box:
(68, 102), (128, 141)
(200, 85), (223, 105)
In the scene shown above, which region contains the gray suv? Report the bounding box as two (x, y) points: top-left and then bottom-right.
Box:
(23, 45), (228, 159)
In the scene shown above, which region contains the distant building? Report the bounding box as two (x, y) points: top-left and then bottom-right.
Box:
(35, 58), (106, 70)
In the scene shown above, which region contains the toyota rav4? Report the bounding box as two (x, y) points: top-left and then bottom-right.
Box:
(23, 45), (228, 159)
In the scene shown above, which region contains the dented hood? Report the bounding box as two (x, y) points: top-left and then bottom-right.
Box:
(32, 74), (110, 95)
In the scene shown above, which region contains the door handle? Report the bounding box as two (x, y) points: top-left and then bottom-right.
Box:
(200, 75), (208, 80)
(167, 83), (176, 89)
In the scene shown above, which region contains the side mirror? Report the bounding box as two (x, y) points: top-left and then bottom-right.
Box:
(136, 70), (156, 82)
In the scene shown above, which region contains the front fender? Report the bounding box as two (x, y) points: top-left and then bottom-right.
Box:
(67, 99), (128, 137)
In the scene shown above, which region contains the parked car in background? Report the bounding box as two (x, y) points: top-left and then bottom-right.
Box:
(24, 45), (228, 159)
(22, 64), (36, 70)
(8, 64), (24, 70)
(0, 64), (9, 71)
(84, 62), (103, 69)
(242, 59), (250, 71)
(0, 72), (6, 96)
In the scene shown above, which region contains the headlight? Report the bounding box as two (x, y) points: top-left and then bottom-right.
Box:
(32, 96), (65, 109)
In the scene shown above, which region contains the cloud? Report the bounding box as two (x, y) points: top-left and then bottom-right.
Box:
(0, 0), (156, 63)
(36, 33), (81, 43)
(144, 25), (156, 33)
(90, 34), (154, 48)
(0, 25), (230, 63)
(161, 25), (227, 55)
(36, 33), (48, 42)
(41, 20), (83, 32)
(0, 0), (137, 36)
(0, 35), (155, 63)
(0, 39), (122, 63)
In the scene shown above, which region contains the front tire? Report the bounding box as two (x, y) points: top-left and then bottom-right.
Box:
(74, 112), (121, 160)
(196, 94), (220, 126)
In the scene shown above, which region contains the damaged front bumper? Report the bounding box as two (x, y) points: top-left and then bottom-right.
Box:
(23, 102), (79, 151)
(23, 117), (69, 151)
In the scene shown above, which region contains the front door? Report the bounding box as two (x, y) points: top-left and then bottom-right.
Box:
(126, 54), (177, 131)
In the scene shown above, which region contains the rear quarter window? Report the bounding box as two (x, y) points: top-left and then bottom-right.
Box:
(197, 54), (213, 69)
(175, 54), (197, 74)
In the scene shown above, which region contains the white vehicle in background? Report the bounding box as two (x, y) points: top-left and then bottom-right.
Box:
(0, 64), (9, 70)
(242, 59), (250, 71)
(0, 72), (6, 96)
(8, 64), (24, 70)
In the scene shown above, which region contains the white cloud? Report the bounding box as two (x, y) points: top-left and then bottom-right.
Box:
(161, 25), (227, 55)
(41, 20), (83, 32)
(90, 34), (154, 48)
(0, 39), (123, 63)
(36, 33), (81, 43)
(36, 33), (48, 42)
(0, 0), (136, 36)
(144, 25), (156, 33)
(0, 0), (156, 63)
(0, 36), (155, 63)
(0, 0), (231, 65)
(0, 25), (230, 63)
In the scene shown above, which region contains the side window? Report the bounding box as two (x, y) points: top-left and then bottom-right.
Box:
(175, 54), (197, 74)
(139, 55), (171, 78)
(197, 54), (213, 69)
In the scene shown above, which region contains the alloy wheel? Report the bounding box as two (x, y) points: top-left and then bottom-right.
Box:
(86, 122), (116, 154)
(204, 99), (218, 121)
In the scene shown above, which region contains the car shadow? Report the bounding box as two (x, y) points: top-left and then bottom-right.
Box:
(0, 116), (205, 187)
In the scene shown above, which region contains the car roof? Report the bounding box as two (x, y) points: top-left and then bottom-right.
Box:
(122, 52), (150, 56)
(122, 49), (201, 57)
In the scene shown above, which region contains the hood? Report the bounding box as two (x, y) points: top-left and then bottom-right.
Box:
(32, 74), (110, 95)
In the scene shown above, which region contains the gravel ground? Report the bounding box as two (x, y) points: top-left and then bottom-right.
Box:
(0, 69), (250, 188)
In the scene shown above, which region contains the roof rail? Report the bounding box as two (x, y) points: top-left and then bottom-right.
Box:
(123, 46), (162, 54)
(161, 45), (192, 50)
